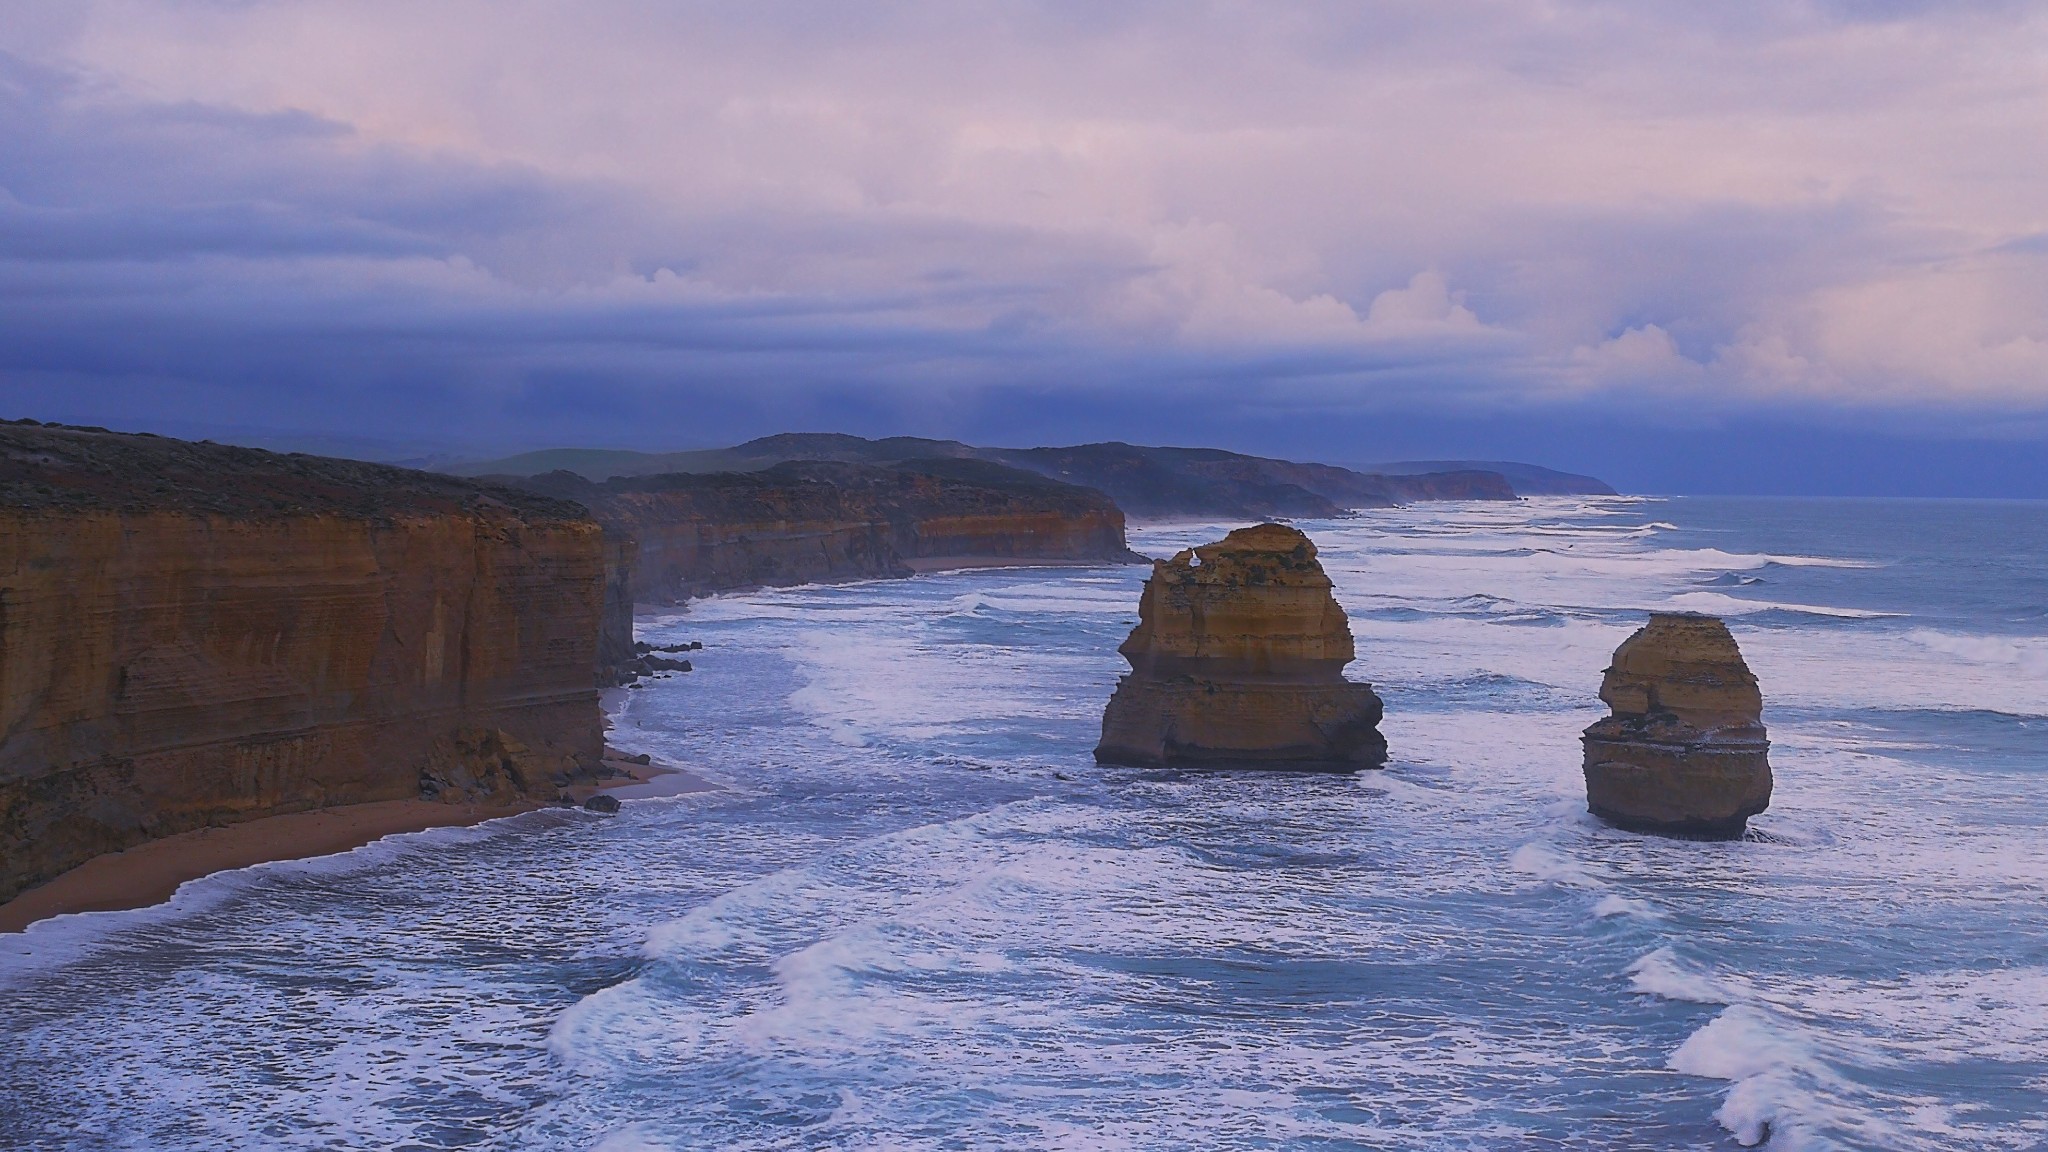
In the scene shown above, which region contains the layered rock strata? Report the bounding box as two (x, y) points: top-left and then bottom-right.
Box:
(595, 531), (640, 686)
(1582, 613), (1773, 839)
(0, 421), (608, 903)
(510, 458), (1136, 605)
(1095, 523), (1385, 768)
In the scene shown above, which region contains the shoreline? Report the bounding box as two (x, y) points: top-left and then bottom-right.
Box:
(901, 554), (1125, 572)
(0, 747), (714, 935)
(631, 551), (1145, 614)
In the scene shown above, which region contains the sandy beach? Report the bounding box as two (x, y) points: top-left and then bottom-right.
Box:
(0, 749), (714, 934)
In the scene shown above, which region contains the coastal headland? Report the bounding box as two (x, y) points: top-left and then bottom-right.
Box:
(0, 423), (1149, 922)
(456, 432), (1608, 520)
(2, 417), (1609, 928)
(505, 456), (1139, 608)
(0, 421), (611, 908)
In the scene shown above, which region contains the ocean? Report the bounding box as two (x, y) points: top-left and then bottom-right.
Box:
(2, 496), (2044, 1151)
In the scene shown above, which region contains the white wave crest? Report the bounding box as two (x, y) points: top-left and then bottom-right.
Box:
(1907, 629), (2048, 677)
(1669, 1006), (1848, 1148)
(0, 815), (537, 987)
(1627, 947), (1732, 1004)
(1662, 591), (1903, 619)
(1507, 841), (1605, 889)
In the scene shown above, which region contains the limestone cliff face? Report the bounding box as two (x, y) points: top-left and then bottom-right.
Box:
(596, 531), (640, 686)
(0, 423), (607, 903)
(1582, 613), (1772, 839)
(511, 458), (1134, 604)
(600, 483), (905, 602)
(902, 509), (1127, 565)
(1096, 523), (1385, 768)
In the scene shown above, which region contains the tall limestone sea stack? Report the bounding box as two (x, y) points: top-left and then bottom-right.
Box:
(1095, 523), (1386, 769)
(1582, 613), (1773, 839)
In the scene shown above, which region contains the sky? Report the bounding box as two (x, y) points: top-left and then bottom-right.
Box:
(2, 1), (2045, 494)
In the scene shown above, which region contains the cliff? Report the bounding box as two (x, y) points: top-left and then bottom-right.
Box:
(454, 434), (1542, 519)
(508, 457), (1136, 605)
(1095, 523), (1386, 768)
(596, 532), (640, 686)
(0, 421), (608, 903)
(1581, 613), (1773, 839)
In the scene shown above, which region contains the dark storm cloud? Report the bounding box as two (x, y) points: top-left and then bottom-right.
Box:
(0, 45), (1520, 435)
(0, 2), (2043, 492)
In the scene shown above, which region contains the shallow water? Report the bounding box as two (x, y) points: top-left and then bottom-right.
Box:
(3, 496), (2045, 1150)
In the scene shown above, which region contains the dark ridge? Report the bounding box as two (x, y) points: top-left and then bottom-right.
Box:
(986, 442), (1342, 519)
(0, 419), (587, 521)
(1361, 459), (1619, 496)
(452, 434), (1549, 519)
(983, 442), (1517, 518)
(502, 456), (1120, 520)
(728, 432), (978, 463)
(492, 455), (1136, 611)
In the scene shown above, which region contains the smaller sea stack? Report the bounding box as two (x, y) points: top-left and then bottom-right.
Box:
(1582, 613), (1773, 839)
(1095, 523), (1386, 769)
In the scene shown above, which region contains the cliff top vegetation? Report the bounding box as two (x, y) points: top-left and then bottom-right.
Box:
(0, 420), (586, 521)
(501, 457), (1121, 523)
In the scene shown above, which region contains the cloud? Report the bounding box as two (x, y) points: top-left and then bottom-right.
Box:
(0, 0), (2043, 464)
(1564, 244), (2048, 408)
(1570, 324), (1707, 392)
(1363, 272), (1487, 336)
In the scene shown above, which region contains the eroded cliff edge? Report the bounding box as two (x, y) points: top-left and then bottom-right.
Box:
(1096, 523), (1386, 768)
(509, 457), (1137, 607)
(0, 422), (608, 903)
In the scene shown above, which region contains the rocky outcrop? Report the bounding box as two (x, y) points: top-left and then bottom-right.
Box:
(1095, 523), (1385, 768)
(621, 641), (694, 680)
(508, 457), (1136, 604)
(1581, 613), (1773, 839)
(0, 421), (608, 903)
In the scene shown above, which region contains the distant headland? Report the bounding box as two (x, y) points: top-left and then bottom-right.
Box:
(0, 417), (1616, 927)
(449, 433), (1618, 519)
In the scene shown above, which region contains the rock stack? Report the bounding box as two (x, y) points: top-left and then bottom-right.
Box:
(1582, 613), (1772, 839)
(1095, 523), (1386, 769)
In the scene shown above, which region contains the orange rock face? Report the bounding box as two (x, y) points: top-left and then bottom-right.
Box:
(0, 425), (608, 903)
(1582, 613), (1773, 839)
(1095, 523), (1385, 768)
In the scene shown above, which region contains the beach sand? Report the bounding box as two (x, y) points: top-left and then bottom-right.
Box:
(0, 748), (715, 934)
